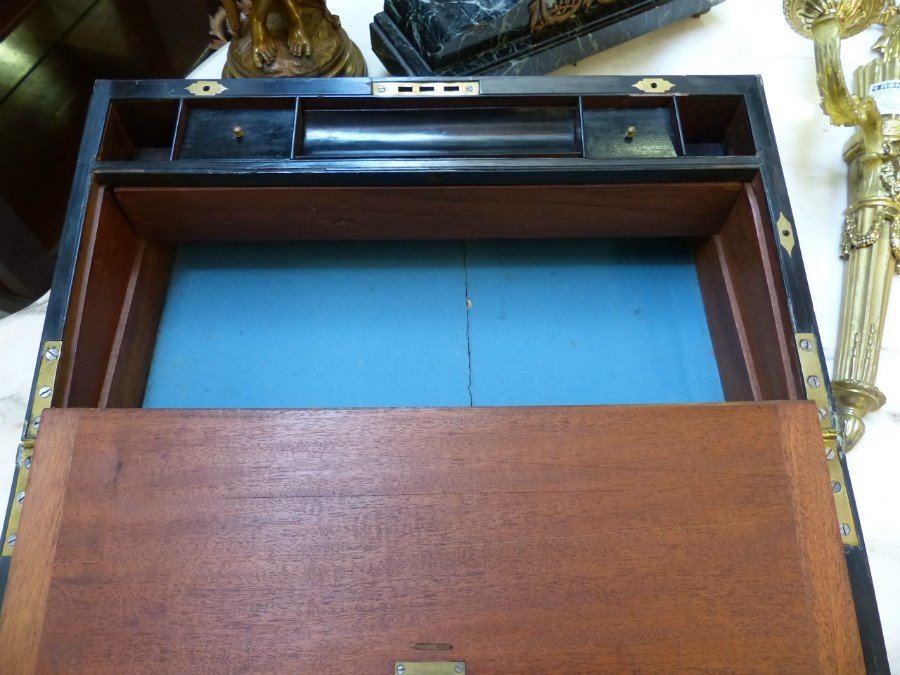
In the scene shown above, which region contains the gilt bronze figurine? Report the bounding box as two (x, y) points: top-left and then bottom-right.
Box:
(221, 0), (366, 78)
(785, 0), (900, 449)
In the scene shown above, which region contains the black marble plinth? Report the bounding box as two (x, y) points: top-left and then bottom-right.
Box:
(371, 0), (725, 76)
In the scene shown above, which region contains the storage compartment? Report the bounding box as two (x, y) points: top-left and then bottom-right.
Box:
(301, 107), (580, 158)
(581, 96), (679, 159)
(99, 100), (180, 161)
(53, 179), (801, 411)
(96, 93), (756, 163)
(143, 239), (722, 408)
(176, 98), (297, 160)
(676, 96), (755, 157)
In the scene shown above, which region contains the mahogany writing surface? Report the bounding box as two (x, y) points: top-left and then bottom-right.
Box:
(0, 404), (862, 672)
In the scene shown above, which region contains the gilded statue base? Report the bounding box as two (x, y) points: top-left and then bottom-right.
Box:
(224, 9), (366, 79)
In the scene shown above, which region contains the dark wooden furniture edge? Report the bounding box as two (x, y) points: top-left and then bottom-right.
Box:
(744, 80), (890, 672)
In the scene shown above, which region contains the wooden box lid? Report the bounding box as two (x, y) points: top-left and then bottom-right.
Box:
(0, 404), (863, 671)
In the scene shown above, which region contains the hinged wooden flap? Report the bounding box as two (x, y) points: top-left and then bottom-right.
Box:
(0, 404), (863, 673)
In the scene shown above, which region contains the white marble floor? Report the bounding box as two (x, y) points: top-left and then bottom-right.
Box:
(0, 0), (897, 665)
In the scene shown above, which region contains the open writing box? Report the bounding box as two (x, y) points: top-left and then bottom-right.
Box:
(0, 76), (888, 672)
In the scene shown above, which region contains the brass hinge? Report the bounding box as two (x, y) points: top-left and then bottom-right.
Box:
(2, 440), (34, 557)
(795, 333), (858, 546)
(395, 663), (465, 675)
(3, 341), (62, 557)
(24, 340), (61, 441)
(373, 81), (480, 97)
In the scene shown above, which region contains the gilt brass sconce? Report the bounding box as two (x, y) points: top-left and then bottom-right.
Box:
(785, 0), (900, 449)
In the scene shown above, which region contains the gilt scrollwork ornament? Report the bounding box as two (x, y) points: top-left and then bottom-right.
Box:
(529, 0), (616, 33)
(783, 0), (887, 37)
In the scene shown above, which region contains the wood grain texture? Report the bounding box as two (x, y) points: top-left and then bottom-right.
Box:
(0, 404), (863, 673)
(776, 405), (867, 673)
(0, 0), (216, 250)
(0, 411), (78, 673)
(716, 182), (799, 400)
(113, 183), (743, 242)
(695, 182), (802, 402)
(695, 223), (761, 401)
(98, 239), (173, 407)
(57, 187), (140, 408)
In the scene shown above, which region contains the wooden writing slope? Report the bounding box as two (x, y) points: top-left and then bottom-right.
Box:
(0, 76), (889, 672)
(1, 406), (862, 671)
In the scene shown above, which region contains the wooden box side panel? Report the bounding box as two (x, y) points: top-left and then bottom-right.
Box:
(112, 183), (743, 242)
(694, 180), (802, 401)
(55, 185), (173, 409)
(0, 404), (863, 672)
(52, 179), (804, 409)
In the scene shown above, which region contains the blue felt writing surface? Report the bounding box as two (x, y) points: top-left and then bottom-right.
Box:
(465, 239), (724, 405)
(143, 242), (472, 408)
(143, 239), (723, 408)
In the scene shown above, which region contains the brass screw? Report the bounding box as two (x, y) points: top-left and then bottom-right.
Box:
(233, 126), (244, 139)
(625, 126), (638, 140)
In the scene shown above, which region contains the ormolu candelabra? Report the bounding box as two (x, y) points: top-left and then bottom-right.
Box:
(785, 0), (900, 449)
